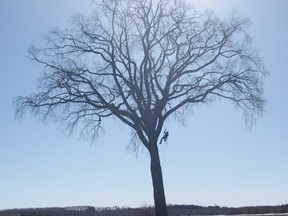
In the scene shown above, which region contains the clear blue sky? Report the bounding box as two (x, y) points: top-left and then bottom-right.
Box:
(0, 0), (287, 210)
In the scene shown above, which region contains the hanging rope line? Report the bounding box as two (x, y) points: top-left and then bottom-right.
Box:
(159, 129), (169, 173)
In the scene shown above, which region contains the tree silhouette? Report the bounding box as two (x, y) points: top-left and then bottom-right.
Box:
(15, 0), (267, 215)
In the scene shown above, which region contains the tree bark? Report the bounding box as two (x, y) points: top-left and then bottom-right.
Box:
(150, 144), (168, 216)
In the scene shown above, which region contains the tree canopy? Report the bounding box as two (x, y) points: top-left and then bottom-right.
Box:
(16, 0), (266, 146)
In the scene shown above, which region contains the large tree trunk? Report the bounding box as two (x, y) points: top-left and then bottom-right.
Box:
(150, 144), (168, 216)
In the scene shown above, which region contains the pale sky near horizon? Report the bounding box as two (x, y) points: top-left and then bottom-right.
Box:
(1, 0), (288, 210)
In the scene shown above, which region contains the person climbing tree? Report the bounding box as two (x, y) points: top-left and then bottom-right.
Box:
(159, 130), (169, 144)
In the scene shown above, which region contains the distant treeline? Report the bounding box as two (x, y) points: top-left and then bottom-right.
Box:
(0, 206), (96, 216)
(167, 203), (288, 215)
(1, 204), (288, 216)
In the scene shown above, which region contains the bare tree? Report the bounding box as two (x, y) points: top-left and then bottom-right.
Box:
(15, 0), (267, 215)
